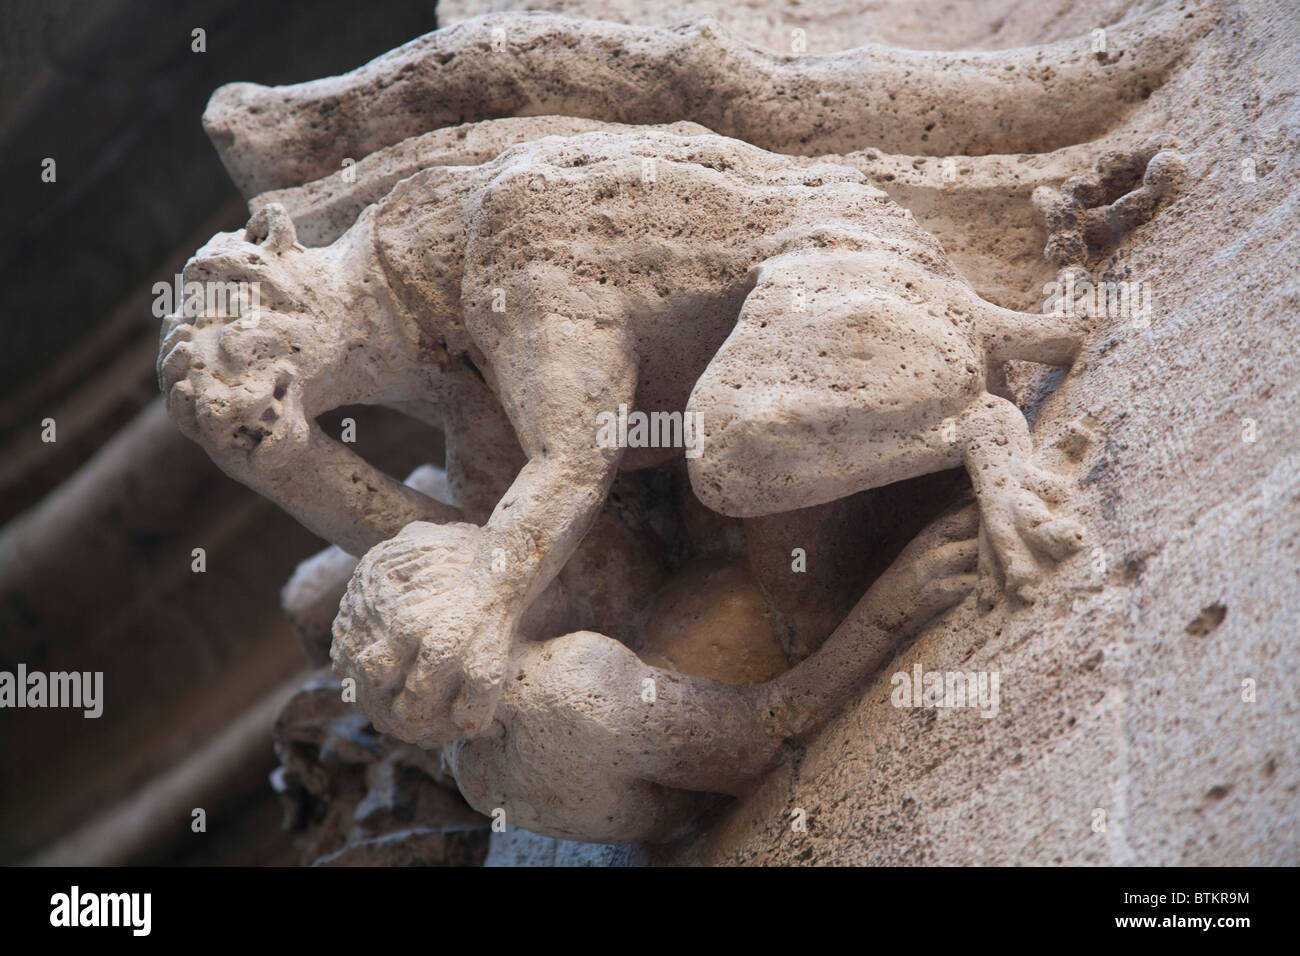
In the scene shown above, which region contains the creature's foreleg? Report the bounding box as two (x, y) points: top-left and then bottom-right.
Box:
(429, 264), (638, 733)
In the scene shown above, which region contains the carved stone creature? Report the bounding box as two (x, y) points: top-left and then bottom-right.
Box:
(333, 505), (980, 842)
(161, 128), (1089, 744)
(159, 4), (1202, 846)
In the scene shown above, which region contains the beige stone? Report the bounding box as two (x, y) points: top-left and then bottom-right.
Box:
(333, 507), (979, 841)
(156, 0), (1298, 858)
(636, 558), (789, 685)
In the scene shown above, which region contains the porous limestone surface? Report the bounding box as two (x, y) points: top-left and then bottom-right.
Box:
(166, 0), (1297, 862)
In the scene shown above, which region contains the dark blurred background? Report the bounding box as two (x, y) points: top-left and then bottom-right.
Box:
(0, 0), (444, 865)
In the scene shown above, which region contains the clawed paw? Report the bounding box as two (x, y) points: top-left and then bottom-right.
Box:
(976, 460), (1083, 606)
(881, 504), (981, 630)
(331, 522), (512, 745)
(1033, 137), (1185, 267)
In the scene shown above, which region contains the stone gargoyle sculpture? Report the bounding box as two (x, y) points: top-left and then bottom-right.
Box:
(334, 504), (980, 842)
(161, 127), (1087, 719)
(159, 5), (1195, 844)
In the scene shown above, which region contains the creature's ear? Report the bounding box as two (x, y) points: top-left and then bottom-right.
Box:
(245, 202), (299, 253)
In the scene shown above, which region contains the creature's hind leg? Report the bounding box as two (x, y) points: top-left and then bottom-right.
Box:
(687, 247), (1084, 605)
(978, 299), (1086, 368)
(964, 293), (1088, 602)
(686, 247), (982, 517)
